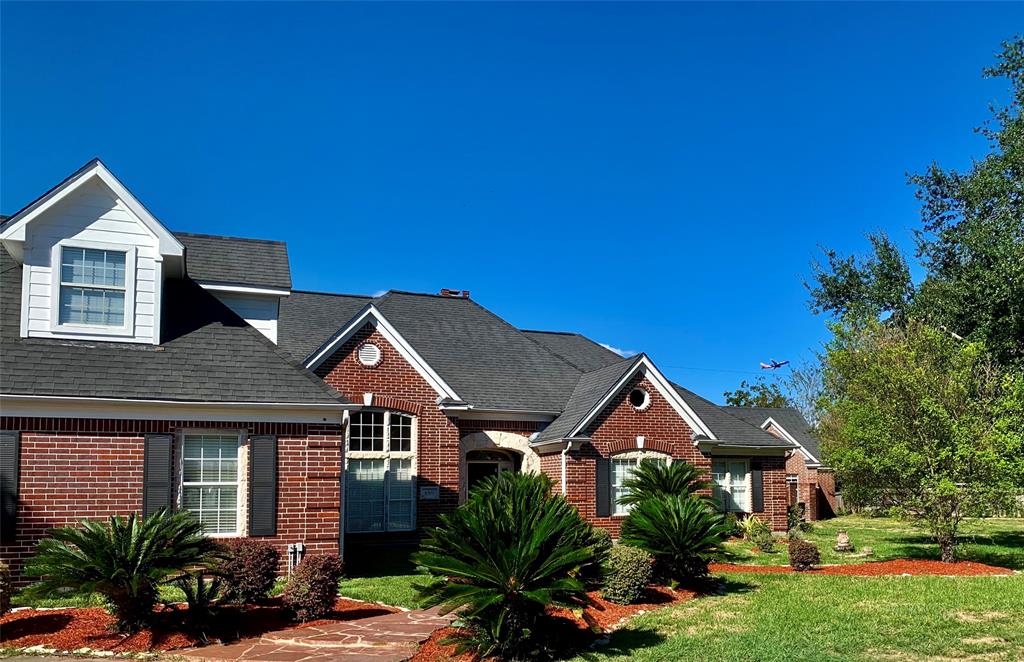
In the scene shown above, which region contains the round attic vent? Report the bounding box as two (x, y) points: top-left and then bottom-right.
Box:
(357, 342), (382, 367)
(629, 387), (651, 411)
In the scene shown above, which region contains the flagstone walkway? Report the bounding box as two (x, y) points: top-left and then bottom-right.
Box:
(177, 607), (452, 662)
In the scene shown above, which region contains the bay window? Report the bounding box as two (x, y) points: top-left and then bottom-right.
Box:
(711, 459), (750, 512)
(346, 411), (416, 532)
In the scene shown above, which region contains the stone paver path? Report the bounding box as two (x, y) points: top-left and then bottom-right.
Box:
(178, 607), (452, 662)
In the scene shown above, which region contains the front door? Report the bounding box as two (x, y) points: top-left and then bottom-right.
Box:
(466, 450), (516, 492)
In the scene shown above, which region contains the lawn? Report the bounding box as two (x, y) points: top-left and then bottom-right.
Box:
(337, 542), (436, 609)
(721, 516), (1024, 570)
(572, 572), (1024, 662)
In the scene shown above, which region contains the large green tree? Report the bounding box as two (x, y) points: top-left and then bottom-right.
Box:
(807, 36), (1024, 368)
(723, 378), (788, 408)
(818, 317), (1024, 562)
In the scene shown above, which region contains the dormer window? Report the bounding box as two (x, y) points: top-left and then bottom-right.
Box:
(59, 247), (127, 326)
(50, 240), (136, 337)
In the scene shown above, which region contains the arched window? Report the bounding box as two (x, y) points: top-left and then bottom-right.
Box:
(346, 411), (416, 532)
(610, 450), (671, 516)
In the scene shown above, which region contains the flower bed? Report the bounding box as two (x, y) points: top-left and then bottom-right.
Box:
(709, 559), (1013, 576)
(411, 586), (695, 662)
(0, 597), (398, 654)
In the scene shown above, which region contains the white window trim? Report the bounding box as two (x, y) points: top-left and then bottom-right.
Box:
(610, 450), (672, 517)
(49, 239), (137, 337)
(345, 410), (418, 533)
(712, 459), (752, 514)
(177, 429), (245, 538)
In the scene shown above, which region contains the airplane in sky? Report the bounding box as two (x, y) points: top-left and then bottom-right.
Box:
(760, 359), (790, 370)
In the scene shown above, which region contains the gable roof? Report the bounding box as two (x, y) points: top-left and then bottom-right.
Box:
(532, 356), (641, 442)
(0, 245), (347, 406)
(278, 290), (374, 364)
(0, 159), (184, 258)
(723, 407), (822, 463)
(174, 232), (292, 290)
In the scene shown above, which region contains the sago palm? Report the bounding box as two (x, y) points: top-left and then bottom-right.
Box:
(412, 472), (607, 660)
(24, 509), (220, 632)
(619, 494), (731, 583)
(619, 460), (710, 507)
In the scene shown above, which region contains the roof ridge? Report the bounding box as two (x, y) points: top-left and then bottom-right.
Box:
(385, 289), (476, 300)
(174, 231), (286, 245)
(520, 329), (581, 336)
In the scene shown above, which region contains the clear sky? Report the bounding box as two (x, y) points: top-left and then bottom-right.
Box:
(2, 2), (1020, 403)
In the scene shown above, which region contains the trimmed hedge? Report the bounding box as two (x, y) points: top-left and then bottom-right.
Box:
(220, 539), (281, 604)
(788, 539), (821, 571)
(283, 555), (345, 621)
(601, 545), (653, 605)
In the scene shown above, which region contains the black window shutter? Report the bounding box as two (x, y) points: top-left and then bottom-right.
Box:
(1, 431), (21, 544)
(249, 435), (278, 536)
(595, 456), (611, 518)
(143, 434), (174, 517)
(751, 461), (764, 513)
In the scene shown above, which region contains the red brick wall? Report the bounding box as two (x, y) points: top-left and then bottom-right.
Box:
(315, 324), (461, 530)
(816, 469), (838, 518)
(785, 450), (819, 520)
(0, 417), (342, 583)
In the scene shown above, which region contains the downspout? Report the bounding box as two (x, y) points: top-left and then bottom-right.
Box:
(560, 440), (573, 496)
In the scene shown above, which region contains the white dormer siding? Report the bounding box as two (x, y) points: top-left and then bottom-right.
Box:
(207, 290), (281, 344)
(19, 180), (162, 344)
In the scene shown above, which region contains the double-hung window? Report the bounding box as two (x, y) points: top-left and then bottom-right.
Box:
(346, 411), (416, 532)
(610, 452), (670, 516)
(180, 433), (241, 535)
(711, 460), (750, 512)
(58, 246), (128, 327)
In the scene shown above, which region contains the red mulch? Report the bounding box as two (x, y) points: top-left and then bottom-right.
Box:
(710, 559), (1014, 576)
(0, 597), (397, 653)
(410, 586), (695, 662)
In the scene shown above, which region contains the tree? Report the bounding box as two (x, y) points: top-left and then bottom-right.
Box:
(723, 378), (788, 408)
(818, 317), (1024, 562)
(784, 360), (825, 426)
(807, 36), (1024, 368)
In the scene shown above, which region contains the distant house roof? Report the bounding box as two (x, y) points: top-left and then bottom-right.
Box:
(724, 407), (822, 463)
(174, 232), (292, 290)
(0, 246), (346, 406)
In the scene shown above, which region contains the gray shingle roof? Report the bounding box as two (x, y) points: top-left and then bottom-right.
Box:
(723, 407), (822, 461)
(278, 291), (374, 364)
(371, 292), (582, 411)
(175, 232), (292, 290)
(533, 356), (640, 442)
(521, 330), (625, 372)
(0, 246), (347, 405)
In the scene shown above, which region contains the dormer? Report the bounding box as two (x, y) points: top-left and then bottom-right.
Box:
(173, 233), (291, 344)
(0, 159), (185, 345)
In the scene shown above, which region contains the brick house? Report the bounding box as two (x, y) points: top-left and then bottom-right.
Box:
(0, 160), (805, 579)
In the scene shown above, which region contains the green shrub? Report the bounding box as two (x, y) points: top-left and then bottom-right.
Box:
(23, 509), (219, 633)
(220, 539), (280, 604)
(284, 555), (344, 622)
(174, 572), (223, 641)
(619, 460), (710, 507)
(619, 495), (731, 583)
(723, 513), (741, 538)
(737, 515), (770, 541)
(788, 540), (821, 571)
(0, 561), (11, 615)
(580, 527), (613, 589)
(753, 529), (776, 553)
(412, 472), (607, 660)
(601, 545), (653, 605)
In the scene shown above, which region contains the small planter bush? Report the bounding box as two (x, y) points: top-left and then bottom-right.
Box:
(283, 555), (344, 622)
(753, 529), (776, 553)
(220, 539), (281, 604)
(601, 545), (653, 605)
(23, 509), (220, 633)
(619, 495), (731, 583)
(0, 561), (11, 615)
(580, 527), (613, 589)
(738, 515), (770, 542)
(789, 539), (821, 571)
(412, 472), (607, 660)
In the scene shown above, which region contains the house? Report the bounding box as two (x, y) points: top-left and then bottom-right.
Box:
(1, 160), (805, 579)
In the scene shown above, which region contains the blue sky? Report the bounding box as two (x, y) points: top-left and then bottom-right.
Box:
(2, 2), (1020, 403)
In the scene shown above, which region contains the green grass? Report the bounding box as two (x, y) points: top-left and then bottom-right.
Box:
(337, 542), (436, 609)
(720, 516), (1024, 570)
(11, 577), (287, 610)
(573, 573), (1024, 662)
